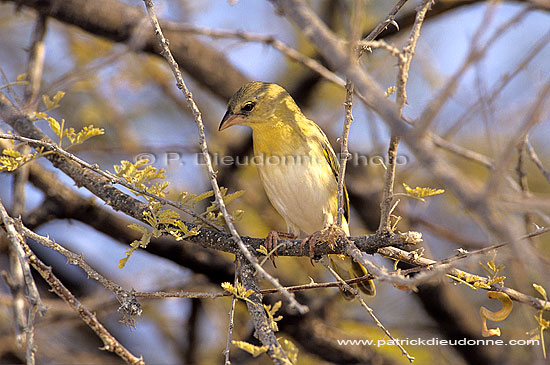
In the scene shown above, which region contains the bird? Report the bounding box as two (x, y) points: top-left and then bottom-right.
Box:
(219, 81), (375, 298)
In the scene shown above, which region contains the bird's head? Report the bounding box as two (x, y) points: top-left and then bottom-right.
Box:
(219, 81), (300, 131)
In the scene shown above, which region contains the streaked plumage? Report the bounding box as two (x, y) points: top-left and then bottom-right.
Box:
(219, 81), (375, 297)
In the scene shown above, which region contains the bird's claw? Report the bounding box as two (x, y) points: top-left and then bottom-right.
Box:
(300, 224), (348, 265)
(299, 235), (317, 265)
(264, 231), (296, 267)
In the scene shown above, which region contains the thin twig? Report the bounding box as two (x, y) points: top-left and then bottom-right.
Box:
(443, 32), (550, 139)
(16, 234), (145, 364)
(359, 297), (415, 362)
(398, 226), (550, 277)
(321, 258), (415, 362)
(430, 133), (493, 167)
(165, 22), (403, 93)
(163, 22), (345, 88)
(416, 6), (529, 134)
(377, 136), (400, 233)
(525, 137), (550, 184)
(378, 0), (432, 234)
(134, 291), (226, 299)
(336, 1), (362, 227)
(17, 219), (142, 324)
(484, 82), (550, 198)
(396, 0), (432, 113)
(0, 81), (28, 90)
(133, 275), (376, 299)
(337, 81), (353, 227)
(259, 275), (375, 294)
(23, 15), (47, 112)
(344, 237), (444, 289)
(223, 263), (239, 365)
(516, 135), (535, 236)
(430, 132), (550, 223)
(378, 245), (550, 311)
(361, 0), (409, 44)
(14, 15), (48, 364)
(141, 0), (308, 314)
(358, 39), (401, 57)
(321, 257), (356, 295)
(0, 199), (46, 315)
(17, 222), (131, 297)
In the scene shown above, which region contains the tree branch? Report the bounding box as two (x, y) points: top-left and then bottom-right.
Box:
(7, 0), (249, 101)
(237, 257), (289, 364)
(15, 229), (145, 364)
(378, 246), (550, 311)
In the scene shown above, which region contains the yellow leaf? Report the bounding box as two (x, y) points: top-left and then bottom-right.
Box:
(223, 189), (245, 205)
(385, 86), (396, 98)
(402, 183), (445, 202)
(31, 112), (47, 122)
(264, 301), (283, 331)
(52, 91), (65, 104)
(192, 190), (214, 204)
(0, 149), (36, 171)
(118, 246), (139, 269)
(232, 209), (245, 222)
(118, 257), (130, 269)
(128, 223), (149, 235)
(535, 314), (549, 329)
(2, 149), (23, 159)
(42, 91), (65, 111)
(16, 73), (27, 82)
(231, 340), (268, 357)
(221, 282), (235, 294)
(280, 338), (299, 364)
(42, 94), (52, 110)
(47, 117), (61, 136)
(66, 125), (104, 145)
(222, 281), (254, 304)
(533, 283), (548, 301)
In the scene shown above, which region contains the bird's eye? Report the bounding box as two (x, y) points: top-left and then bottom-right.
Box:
(241, 102), (256, 112)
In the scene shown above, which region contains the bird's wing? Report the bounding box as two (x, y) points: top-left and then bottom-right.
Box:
(319, 132), (350, 223)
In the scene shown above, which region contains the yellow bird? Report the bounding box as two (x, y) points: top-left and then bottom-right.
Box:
(219, 81), (375, 298)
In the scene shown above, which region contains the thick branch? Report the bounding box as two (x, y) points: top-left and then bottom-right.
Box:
(0, 93), (149, 219)
(237, 258), (289, 364)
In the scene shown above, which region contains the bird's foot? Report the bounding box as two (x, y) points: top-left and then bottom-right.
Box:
(264, 231), (296, 267)
(300, 224), (348, 265)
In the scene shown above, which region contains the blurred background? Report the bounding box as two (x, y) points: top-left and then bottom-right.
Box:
(0, 0), (549, 364)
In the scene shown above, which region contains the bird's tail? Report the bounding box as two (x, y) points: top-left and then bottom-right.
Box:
(329, 255), (376, 300)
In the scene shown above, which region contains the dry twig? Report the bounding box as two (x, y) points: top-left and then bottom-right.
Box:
(321, 258), (415, 363)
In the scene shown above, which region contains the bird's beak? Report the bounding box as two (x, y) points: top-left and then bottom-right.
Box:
(219, 109), (245, 131)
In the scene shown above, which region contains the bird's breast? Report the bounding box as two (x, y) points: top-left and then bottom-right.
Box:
(253, 142), (337, 235)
